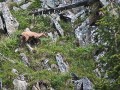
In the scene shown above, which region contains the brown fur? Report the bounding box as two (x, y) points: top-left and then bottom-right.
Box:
(19, 31), (47, 47)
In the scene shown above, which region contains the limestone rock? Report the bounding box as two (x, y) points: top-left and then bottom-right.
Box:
(20, 2), (32, 10)
(0, 3), (4, 32)
(20, 53), (30, 66)
(41, 59), (51, 71)
(55, 53), (69, 73)
(1, 2), (19, 34)
(47, 31), (59, 42)
(51, 17), (64, 36)
(99, 0), (109, 6)
(12, 68), (18, 75)
(0, 16), (4, 32)
(13, 75), (28, 90)
(13, 0), (24, 4)
(46, 0), (55, 8)
(13, 6), (20, 11)
(32, 80), (50, 90)
(73, 77), (93, 90)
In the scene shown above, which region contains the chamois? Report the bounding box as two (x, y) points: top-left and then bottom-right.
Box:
(19, 31), (47, 47)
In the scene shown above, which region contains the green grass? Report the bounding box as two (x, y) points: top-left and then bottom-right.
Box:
(0, 32), (101, 89)
(0, 1), (110, 89)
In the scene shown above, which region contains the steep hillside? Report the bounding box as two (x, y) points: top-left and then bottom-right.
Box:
(0, 0), (120, 90)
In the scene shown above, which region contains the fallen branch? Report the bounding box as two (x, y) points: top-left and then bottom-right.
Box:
(29, 0), (98, 15)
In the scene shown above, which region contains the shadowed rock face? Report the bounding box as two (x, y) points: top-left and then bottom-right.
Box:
(0, 3), (4, 33)
(0, 16), (4, 32)
(72, 76), (93, 90)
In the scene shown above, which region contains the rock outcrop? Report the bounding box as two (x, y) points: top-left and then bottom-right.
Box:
(0, 16), (4, 32)
(0, 2), (19, 34)
(13, 75), (28, 90)
(55, 53), (69, 73)
(20, 2), (32, 10)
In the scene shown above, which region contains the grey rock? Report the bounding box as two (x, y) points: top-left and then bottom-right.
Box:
(94, 51), (105, 62)
(13, 0), (25, 5)
(13, 75), (28, 90)
(72, 0), (79, 3)
(60, 8), (86, 25)
(73, 77), (93, 90)
(42, 59), (51, 71)
(50, 16), (64, 36)
(20, 2), (32, 10)
(46, 0), (55, 8)
(93, 68), (101, 78)
(1, 2), (19, 34)
(41, 0), (57, 9)
(99, 0), (109, 6)
(55, 53), (69, 73)
(20, 53), (30, 66)
(0, 16), (4, 32)
(12, 68), (18, 75)
(115, 0), (120, 4)
(32, 80), (50, 90)
(48, 31), (59, 42)
(75, 16), (98, 46)
(0, 3), (4, 32)
(13, 6), (20, 11)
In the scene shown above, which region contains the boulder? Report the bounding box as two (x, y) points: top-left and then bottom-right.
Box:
(13, 0), (24, 4)
(55, 53), (69, 73)
(41, 59), (51, 71)
(73, 77), (93, 90)
(13, 79), (27, 90)
(0, 79), (2, 90)
(0, 16), (4, 32)
(12, 68), (18, 75)
(13, 75), (28, 90)
(20, 2), (32, 10)
(0, 3), (4, 32)
(47, 31), (59, 42)
(20, 53), (30, 66)
(5, 0), (12, 3)
(99, 0), (109, 6)
(13, 6), (20, 11)
(32, 80), (51, 90)
(1, 2), (19, 34)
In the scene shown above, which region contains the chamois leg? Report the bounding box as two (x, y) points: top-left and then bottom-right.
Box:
(19, 36), (26, 48)
(26, 43), (36, 53)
